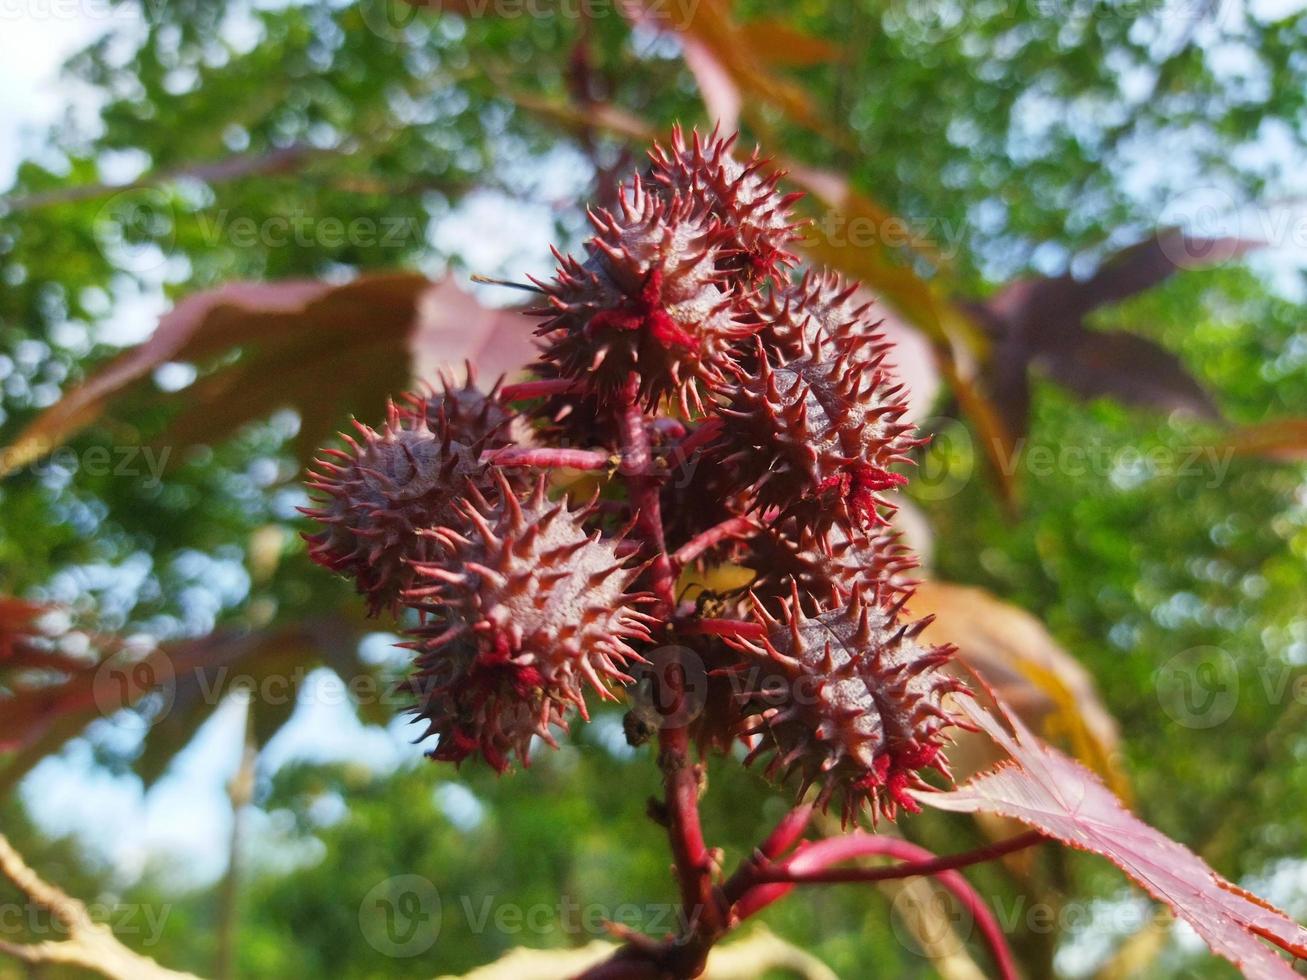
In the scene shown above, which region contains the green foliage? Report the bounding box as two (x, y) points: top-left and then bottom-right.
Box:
(2, 0), (1306, 977)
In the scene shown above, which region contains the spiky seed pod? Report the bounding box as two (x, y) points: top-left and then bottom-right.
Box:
(403, 634), (574, 774)
(726, 583), (965, 823)
(302, 403), (483, 617)
(648, 126), (804, 283)
(747, 522), (919, 609)
(754, 269), (880, 358)
(402, 474), (654, 771)
(400, 369), (521, 451)
(717, 336), (919, 532)
(534, 180), (755, 415)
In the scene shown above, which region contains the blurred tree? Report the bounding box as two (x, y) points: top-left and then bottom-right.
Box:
(1, 0), (1306, 977)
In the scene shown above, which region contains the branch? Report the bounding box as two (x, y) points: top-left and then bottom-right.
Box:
(678, 619), (767, 642)
(611, 373), (723, 977)
(0, 833), (199, 980)
(0, 145), (331, 214)
(673, 517), (761, 567)
(483, 447), (615, 471)
(498, 378), (578, 401)
(753, 830), (1045, 886)
(733, 833), (1031, 980)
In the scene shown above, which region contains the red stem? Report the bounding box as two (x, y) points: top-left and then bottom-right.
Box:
(614, 374), (722, 975)
(678, 618), (767, 641)
(484, 447), (612, 471)
(673, 516), (760, 566)
(734, 833), (1039, 980)
(499, 377), (577, 401)
(666, 416), (722, 475)
(615, 377), (677, 613)
(754, 830), (1045, 886)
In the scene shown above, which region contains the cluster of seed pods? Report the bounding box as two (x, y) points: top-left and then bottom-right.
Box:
(304, 128), (965, 819)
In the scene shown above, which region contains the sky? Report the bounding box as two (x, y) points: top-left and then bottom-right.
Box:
(3, 0), (1307, 901)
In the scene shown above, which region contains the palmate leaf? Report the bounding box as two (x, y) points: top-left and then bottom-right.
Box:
(968, 230), (1257, 442)
(0, 617), (372, 792)
(909, 581), (1128, 798)
(918, 696), (1307, 979)
(0, 275), (537, 475)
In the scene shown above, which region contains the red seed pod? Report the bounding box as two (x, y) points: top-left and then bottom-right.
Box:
(534, 180), (755, 415)
(747, 521), (919, 609)
(301, 403), (483, 617)
(648, 126), (804, 283)
(402, 474), (654, 771)
(726, 583), (965, 823)
(399, 369), (521, 451)
(755, 269), (880, 357)
(717, 335), (919, 532)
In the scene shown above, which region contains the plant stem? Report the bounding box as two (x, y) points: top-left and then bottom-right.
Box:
(615, 376), (677, 613)
(614, 374), (722, 976)
(733, 832), (1039, 980)
(678, 618), (767, 641)
(483, 446), (613, 471)
(673, 516), (760, 566)
(666, 416), (722, 476)
(499, 377), (577, 401)
(753, 829), (1046, 886)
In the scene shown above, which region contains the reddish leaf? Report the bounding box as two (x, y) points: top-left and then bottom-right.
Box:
(624, 0), (825, 134)
(736, 18), (840, 68)
(0, 599), (45, 644)
(972, 231), (1255, 440)
(1036, 328), (1220, 420)
(918, 697), (1307, 979)
(0, 617), (370, 790)
(1226, 418), (1307, 462)
(409, 276), (538, 387)
(909, 582), (1126, 797)
(0, 275), (537, 474)
(680, 34), (741, 134)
